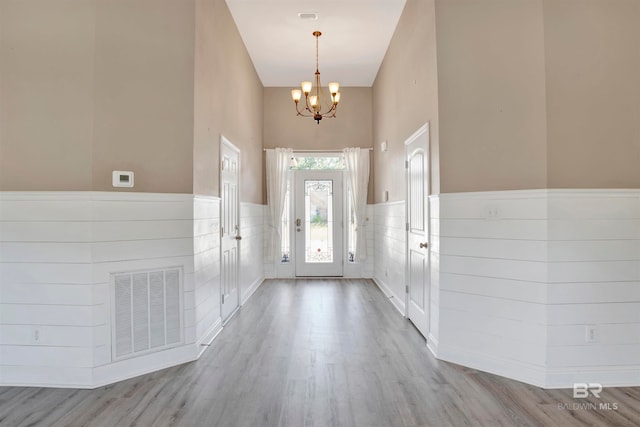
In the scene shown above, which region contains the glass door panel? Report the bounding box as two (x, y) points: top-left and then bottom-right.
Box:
(305, 180), (334, 263)
(295, 171), (343, 276)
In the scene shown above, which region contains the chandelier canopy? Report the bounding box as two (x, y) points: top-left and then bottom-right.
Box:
(291, 31), (341, 124)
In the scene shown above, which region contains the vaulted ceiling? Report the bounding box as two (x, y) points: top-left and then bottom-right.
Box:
(225, 0), (407, 87)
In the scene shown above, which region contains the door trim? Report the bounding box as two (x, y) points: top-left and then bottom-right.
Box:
(220, 135), (241, 322)
(404, 122), (430, 334)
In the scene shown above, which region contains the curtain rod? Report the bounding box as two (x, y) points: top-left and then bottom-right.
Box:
(263, 148), (373, 152)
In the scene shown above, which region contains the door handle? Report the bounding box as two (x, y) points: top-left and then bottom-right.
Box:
(235, 235), (242, 240)
(296, 218), (301, 226)
(419, 242), (428, 249)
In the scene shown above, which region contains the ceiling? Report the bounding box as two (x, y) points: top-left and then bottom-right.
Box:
(225, 0), (407, 87)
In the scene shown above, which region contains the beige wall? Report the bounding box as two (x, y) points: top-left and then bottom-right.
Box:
(92, 0), (195, 193)
(1, 0), (264, 200)
(372, 0), (440, 202)
(544, 0), (640, 188)
(0, 0), (195, 193)
(0, 0), (95, 191)
(429, 0), (640, 193)
(435, 0), (548, 193)
(193, 0), (264, 203)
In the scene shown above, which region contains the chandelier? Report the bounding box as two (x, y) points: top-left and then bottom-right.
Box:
(291, 31), (341, 124)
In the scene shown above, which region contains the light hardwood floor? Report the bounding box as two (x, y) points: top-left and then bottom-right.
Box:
(1, 279), (639, 427)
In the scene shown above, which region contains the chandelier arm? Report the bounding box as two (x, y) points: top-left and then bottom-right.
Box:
(295, 103), (313, 118)
(321, 103), (338, 117)
(293, 97), (315, 117)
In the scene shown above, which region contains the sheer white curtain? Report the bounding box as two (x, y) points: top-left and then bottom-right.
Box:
(343, 147), (370, 261)
(266, 148), (293, 262)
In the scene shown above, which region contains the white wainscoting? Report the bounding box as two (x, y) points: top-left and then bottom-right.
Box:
(427, 196), (440, 355)
(1, 192), (94, 386)
(0, 192), (234, 388)
(431, 189), (640, 388)
(193, 196), (222, 356)
(372, 201), (406, 315)
(343, 205), (374, 279)
(239, 203), (265, 305)
(435, 190), (549, 387)
(545, 190), (640, 388)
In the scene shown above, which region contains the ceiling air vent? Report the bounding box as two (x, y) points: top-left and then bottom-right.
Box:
(298, 12), (318, 20)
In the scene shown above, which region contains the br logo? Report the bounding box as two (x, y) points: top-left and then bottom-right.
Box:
(573, 383), (602, 398)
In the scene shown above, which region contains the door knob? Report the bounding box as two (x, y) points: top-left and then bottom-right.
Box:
(419, 242), (428, 249)
(235, 235), (242, 240)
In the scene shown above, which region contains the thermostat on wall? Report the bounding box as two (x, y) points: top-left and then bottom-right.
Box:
(112, 171), (134, 188)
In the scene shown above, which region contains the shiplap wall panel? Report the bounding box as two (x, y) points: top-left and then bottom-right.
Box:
(441, 273), (546, 304)
(373, 202), (406, 314)
(434, 191), (549, 386)
(193, 196), (222, 348)
(428, 196), (440, 351)
(239, 203), (265, 305)
(431, 189), (640, 388)
(0, 192), (201, 388)
(0, 242), (92, 263)
(548, 323), (640, 346)
(440, 219), (547, 240)
(545, 191), (640, 387)
(548, 240), (639, 262)
(440, 238), (547, 261)
(0, 222), (93, 242)
(440, 256), (547, 283)
(1, 346), (94, 368)
(1, 283), (92, 305)
(92, 220), (193, 242)
(548, 281), (640, 304)
(437, 191), (548, 219)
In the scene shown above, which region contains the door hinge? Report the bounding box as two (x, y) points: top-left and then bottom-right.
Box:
(405, 160), (409, 169)
(406, 222), (409, 232)
(405, 285), (409, 294)
(221, 293), (225, 304)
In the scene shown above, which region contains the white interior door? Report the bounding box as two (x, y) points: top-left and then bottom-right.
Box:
(294, 170), (344, 277)
(405, 123), (430, 338)
(220, 136), (240, 322)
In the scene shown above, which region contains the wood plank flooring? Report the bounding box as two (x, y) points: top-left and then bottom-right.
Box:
(1, 279), (639, 426)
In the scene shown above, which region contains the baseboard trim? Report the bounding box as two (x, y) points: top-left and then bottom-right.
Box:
(196, 317), (223, 358)
(544, 365), (640, 389)
(242, 277), (265, 306)
(91, 344), (198, 390)
(373, 276), (406, 316)
(437, 343), (547, 389)
(427, 333), (439, 358)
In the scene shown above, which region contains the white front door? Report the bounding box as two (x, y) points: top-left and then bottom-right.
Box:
(220, 136), (240, 322)
(294, 170), (344, 277)
(405, 123), (430, 338)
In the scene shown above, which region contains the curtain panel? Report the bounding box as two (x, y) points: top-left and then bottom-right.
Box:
(343, 147), (370, 261)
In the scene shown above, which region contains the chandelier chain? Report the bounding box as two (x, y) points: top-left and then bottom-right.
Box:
(315, 33), (319, 73)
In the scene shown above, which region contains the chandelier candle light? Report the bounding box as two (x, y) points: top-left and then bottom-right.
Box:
(291, 31), (341, 124)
